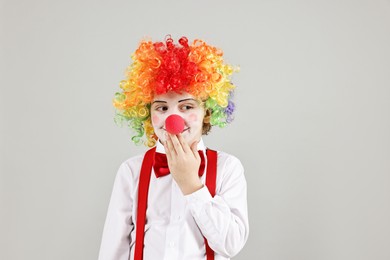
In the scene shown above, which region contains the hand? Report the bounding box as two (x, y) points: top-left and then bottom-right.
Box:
(163, 133), (203, 195)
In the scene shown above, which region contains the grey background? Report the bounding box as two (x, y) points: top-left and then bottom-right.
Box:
(1, 0), (390, 259)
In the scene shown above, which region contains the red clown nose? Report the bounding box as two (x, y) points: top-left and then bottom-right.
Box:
(165, 114), (185, 134)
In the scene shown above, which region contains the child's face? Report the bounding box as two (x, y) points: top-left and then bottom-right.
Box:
(151, 91), (205, 145)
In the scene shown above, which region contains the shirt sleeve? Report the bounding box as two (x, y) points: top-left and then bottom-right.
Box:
(98, 162), (134, 260)
(184, 154), (249, 258)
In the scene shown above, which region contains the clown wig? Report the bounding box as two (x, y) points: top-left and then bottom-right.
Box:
(113, 36), (238, 147)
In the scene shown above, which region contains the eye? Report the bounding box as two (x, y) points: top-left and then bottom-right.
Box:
(181, 105), (194, 111)
(180, 101), (199, 111)
(155, 106), (168, 112)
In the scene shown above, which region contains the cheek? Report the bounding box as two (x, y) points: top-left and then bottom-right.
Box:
(152, 115), (161, 126)
(188, 113), (198, 122)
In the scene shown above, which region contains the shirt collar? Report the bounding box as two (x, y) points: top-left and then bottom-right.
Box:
(155, 138), (206, 154)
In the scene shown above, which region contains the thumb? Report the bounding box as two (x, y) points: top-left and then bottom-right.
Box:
(191, 140), (200, 160)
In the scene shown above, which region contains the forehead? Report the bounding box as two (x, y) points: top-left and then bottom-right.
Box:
(152, 91), (195, 102)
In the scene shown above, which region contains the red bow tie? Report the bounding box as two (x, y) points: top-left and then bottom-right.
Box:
(153, 150), (206, 178)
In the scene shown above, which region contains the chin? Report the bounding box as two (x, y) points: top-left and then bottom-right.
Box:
(182, 133), (201, 145)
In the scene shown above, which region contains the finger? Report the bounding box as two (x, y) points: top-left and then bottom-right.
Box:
(177, 133), (192, 154)
(169, 133), (185, 155)
(164, 133), (175, 161)
(190, 140), (201, 161)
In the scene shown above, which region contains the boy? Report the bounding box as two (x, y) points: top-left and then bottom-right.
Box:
(99, 36), (249, 260)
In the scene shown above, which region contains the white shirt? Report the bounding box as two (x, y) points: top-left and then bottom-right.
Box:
(99, 139), (249, 260)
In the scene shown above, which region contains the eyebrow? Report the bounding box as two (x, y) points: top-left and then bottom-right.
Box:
(178, 98), (197, 103)
(151, 100), (167, 104)
(151, 98), (197, 104)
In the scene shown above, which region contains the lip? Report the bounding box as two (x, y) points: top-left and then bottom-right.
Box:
(162, 127), (190, 133)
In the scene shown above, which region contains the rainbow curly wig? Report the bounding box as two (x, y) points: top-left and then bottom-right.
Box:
(113, 36), (239, 147)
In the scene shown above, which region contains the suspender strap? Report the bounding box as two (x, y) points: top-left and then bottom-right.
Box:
(134, 148), (217, 260)
(204, 149), (217, 260)
(205, 149), (217, 196)
(134, 147), (155, 260)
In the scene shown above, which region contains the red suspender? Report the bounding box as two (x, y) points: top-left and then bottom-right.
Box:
(204, 149), (217, 260)
(134, 147), (155, 260)
(205, 149), (217, 196)
(134, 148), (218, 260)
